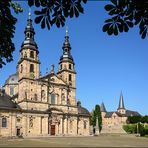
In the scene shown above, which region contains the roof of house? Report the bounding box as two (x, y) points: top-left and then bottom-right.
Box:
(0, 92), (17, 109)
(104, 110), (141, 118)
(4, 73), (18, 86)
(100, 102), (107, 112)
(78, 106), (90, 116)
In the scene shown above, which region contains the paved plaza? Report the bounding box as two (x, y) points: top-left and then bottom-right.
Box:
(0, 134), (148, 147)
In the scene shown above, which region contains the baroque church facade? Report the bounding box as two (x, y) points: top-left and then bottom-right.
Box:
(0, 14), (90, 138)
(100, 93), (141, 133)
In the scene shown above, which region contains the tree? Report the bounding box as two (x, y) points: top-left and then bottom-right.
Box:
(1, 0), (148, 68)
(103, 0), (148, 39)
(127, 116), (142, 124)
(141, 116), (148, 123)
(0, 0), (22, 68)
(91, 104), (102, 132)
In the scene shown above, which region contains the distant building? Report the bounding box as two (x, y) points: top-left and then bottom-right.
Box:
(0, 12), (90, 138)
(101, 93), (141, 133)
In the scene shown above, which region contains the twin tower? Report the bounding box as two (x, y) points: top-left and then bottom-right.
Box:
(16, 13), (77, 108)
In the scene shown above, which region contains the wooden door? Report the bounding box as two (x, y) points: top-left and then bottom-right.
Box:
(16, 129), (20, 136)
(51, 125), (55, 135)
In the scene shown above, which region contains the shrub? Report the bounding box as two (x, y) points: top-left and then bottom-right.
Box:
(123, 124), (137, 134)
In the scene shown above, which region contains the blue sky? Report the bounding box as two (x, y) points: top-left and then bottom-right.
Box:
(0, 1), (148, 115)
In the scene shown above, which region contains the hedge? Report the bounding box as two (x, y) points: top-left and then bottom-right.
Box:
(123, 124), (148, 136)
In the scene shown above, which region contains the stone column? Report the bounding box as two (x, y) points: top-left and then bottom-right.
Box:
(61, 118), (64, 135)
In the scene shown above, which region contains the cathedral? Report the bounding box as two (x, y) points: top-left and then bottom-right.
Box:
(0, 13), (90, 138)
(100, 93), (141, 133)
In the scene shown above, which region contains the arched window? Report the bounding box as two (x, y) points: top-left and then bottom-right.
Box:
(2, 117), (7, 128)
(70, 120), (73, 129)
(84, 121), (87, 129)
(29, 117), (33, 128)
(61, 93), (65, 104)
(10, 86), (14, 96)
(51, 94), (56, 104)
(26, 32), (30, 38)
(41, 90), (45, 100)
(34, 93), (37, 101)
(30, 64), (34, 73)
(20, 65), (23, 73)
(69, 74), (72, 81)
(30, 51), (34, 58)
(60, 64), (62, 70)
(69, 64), (72, 70)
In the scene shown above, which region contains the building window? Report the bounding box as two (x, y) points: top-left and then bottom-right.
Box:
(26, 32), (30, 38)
(34, 93), (37, 101)
(84, 121), (87, 129)
(2, 117), (7, 128)
(29, 117), (33, 128)
(10, 86), (14, 96)
(69, 74), (72, 81)
(51, 94), (56, 104)
(30, 51), (34, 59)
(60, 64), (62, 70)
(41, 90), (46, 100)
(30, 64), (34, 73)
(20, 65), (23, 73)
(70, 120), (73, 130)
(69, 64), (72, 70)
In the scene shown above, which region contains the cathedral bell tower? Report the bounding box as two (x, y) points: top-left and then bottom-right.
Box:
(57, 27), (76, 87)
(117, 92), (126, 114)
(57, 27), (76, 105)
(17, 11), (40, 106)
(17, 11), (40, 80)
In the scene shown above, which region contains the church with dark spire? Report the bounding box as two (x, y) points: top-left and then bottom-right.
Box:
(100, 92), (140, 133)
(0, 12), (90, 137)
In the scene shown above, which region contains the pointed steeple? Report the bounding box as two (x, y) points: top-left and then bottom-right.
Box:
(59, 27), (74, 63)
(21, 9), (38, 51)
(100, 102), (107, 112)
(118, 91), (125, 109)
(50, 64), (55, 74)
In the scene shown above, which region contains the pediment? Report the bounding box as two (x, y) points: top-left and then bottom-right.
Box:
(41, 73), (66, 85)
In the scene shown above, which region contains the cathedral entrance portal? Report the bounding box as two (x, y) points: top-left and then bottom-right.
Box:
(51, 125), (55, 135)
(16, 128), (21, 137)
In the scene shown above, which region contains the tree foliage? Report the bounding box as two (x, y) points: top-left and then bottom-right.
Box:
(0, 0), (22, 68)
(1, 0), (148, 68)
(141, 116), (148, 123)
(91, 105), (102, 132)
(28, 0), (87, 29)
(103, 0), (148, 39)
(127, 115), (148, 124)
(127, 116), (142, 124)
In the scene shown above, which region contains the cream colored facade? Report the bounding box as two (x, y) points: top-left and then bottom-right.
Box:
(0, 15), (90, 138)
(101, 93), (140, 133)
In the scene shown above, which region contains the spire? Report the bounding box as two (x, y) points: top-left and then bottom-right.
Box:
(59, 27), (74, 63)
(50, 64), (55, 74)
(28, 8), (31, 19)
(21, 8), (38, 51)
(118, 91), (125, 109)
(46, 68), (48, 75)
(100, 102), (107, 112)
(66, 26), (68, 37)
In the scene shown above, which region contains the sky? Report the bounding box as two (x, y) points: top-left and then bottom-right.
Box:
(0, 1), (148, 115)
